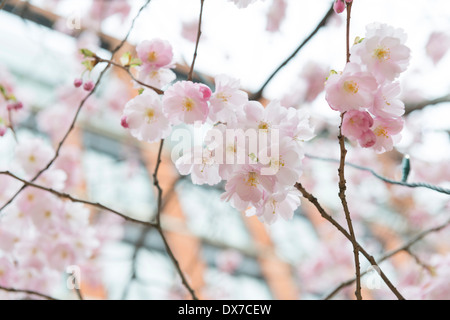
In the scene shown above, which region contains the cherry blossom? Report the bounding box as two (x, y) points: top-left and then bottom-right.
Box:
(163, 81), (212, 125)
(122, 89), (171, 143)
(325, 63), (378, 112)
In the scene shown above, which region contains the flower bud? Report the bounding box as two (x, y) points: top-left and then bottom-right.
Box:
(83, 80), (95, 92)
(74, 78), (83, 88)
(333, 0), (346, 14)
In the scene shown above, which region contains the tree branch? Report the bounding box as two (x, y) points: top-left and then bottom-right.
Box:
(295, 182), (405, 300)
(187, 0), (205, 81)
(250, 1), (335, 100)
(323, 218), (450, 299)
(0, 285), (58, 300)
(305, 153), (450, 195)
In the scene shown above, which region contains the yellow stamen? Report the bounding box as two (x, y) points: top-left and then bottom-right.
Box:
(182, 97), (195, 112)
(246, 172), (258, 187)
(343, 80), (359, 94)
(373, 46), (391, 61)
(374, 126), (388, 138)
(147, 51), (158, 62)
(258, 121), (270, 131)
(145, 108), (155, 123)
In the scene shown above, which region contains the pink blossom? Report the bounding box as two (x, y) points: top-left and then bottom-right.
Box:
(14, 138), (55, 177)
(266, 0), (287, 32)
(248, 188), (301, 225)
(325, 63), (378, 112)
(181, 20), (200, 43)
(135, 66), (176, 90)
(175, 146), (222, 186)
(136, 39), (174, 70)
(351, 23), (411, 82)
(341, 110), (374, 140)
(0, 257), (14, 286)
(371, 82), (405, 118)
(221, 165), (276, 205)
(370, 116), (404, 153)
(208, 74), (248, 124)
(163, 81), (211, 125)
(122, 89), (171, 143)
(426, 31), (450, 65)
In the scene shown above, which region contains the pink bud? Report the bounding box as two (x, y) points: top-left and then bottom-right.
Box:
(198, 84), (212, 101)
(120, 115), (129, 129)
(74, 78), (83, 88)
(83, 80), (95, 92)
(7, 101), (23, 111)
(333, 0), (346, 14)
(358, 130), (376, 148)
(0, 126), (7, 137)
(345, 0), (353, 3)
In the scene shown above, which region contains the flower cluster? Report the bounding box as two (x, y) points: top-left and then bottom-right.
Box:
(325, 23), (411, 153)
(0, 138), (122, 297)
(171, 74), (314, 225)
(135, 38), (176, 90)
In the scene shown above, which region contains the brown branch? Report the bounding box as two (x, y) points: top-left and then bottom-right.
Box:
(149, 140), (198, 300)
(335, 1), (363, 300)
(295, 182), (405, 300)
(0, 285), (58, 300)
(121, 176), (183, 300)
(251, 1), (335, 100)
(305, 153), (450, 195)
(0, 171), (157, 228)
(324, 218), (450, 299)
(187, 0), (205, 81)
(405, 93), (450, 115)
(96, 57), (164, 95)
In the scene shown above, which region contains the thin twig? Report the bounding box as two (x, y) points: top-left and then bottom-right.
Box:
(187, 0), (205, 81)
(336, 1), (363, 300)
(405, 93), (450, 115)
(295, 182), (405, 300)
(0, 171), (157, 228)
(121, 176), (183, 300)
(323, 218), (450, 299)
(0, 285), (58, 300)
(251, 1), (335, 100)
(96, 57), (164, 94)
(305, 153), (450, 195)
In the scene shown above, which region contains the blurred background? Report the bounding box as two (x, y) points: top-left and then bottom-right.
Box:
(0, 0), (449, 300)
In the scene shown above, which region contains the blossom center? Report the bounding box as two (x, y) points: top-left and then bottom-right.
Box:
(28, 155), (36, 163)
(343, 80), (359, 94)
(147, 51), (158, 62)
(145, 108), (156, 123)
(216, 92), (230, 103)
(374, 126), (388, 138)
(246, 172), (259, 187)
(182, 97), (195, 112)
(258, 121), (270, 131)
(373, 46), (391, 61)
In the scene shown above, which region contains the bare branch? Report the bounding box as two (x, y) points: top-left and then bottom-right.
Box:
(324, 218), (450, 299)
(0, 285), (58, 300)
(251, 2), (335, 100)
(187, 0), (205, 82)
(305, 153), (450, 195)
(295, 182), (405, 300)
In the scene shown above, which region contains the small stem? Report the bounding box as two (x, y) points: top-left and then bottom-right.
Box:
(187, 0), (205, 81)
